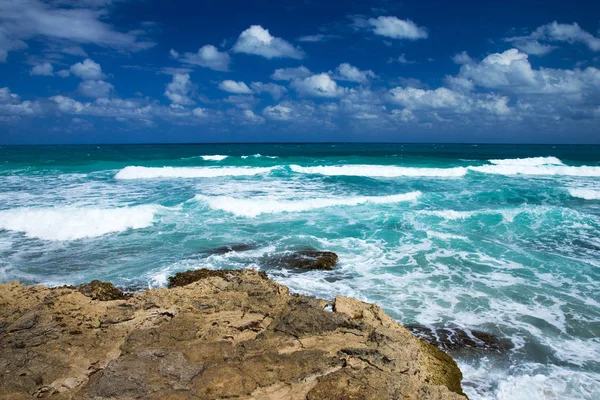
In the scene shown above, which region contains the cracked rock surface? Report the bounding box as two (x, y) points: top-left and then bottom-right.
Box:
(0, 269), (467, 399)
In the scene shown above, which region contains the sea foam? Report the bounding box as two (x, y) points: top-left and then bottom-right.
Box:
(568, 188), (600, 200)
(290, 165), (467, 177)
(489, 156), (564, 166)
(200, 155), (228, 161)
(195, 192), (421, 217)
(115, 166), (274, 179)
(468, 164), (600, 177)
(0, 205), (159, 240)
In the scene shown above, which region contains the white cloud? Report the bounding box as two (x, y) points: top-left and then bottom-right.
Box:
(30, 62), (54, 76)
(388, 86), (511, 116)
(232, 25), (304, 59)
(223, 95), (258, 110)
(457, 48), (600, 94)
(388, 54), (415, 64)
(333, 63), (376, 83)
(218, 80), (253, 94)
(291, 73), (346, 98)
(271, 66), (311, 81)
(0, 87), (42, 116)
(70, 59), (106, 80)
(250, 82), (287, 99)
(77, 80), (114, 98)
(165, 73), (195, 105)
(56, 69), (70, 78)
(0, 0), (155, 61)
(170, 45), (230, 71)
(506, 21), (600, 53)
(452, 51), (473, 64)
(368, 16), (428, 40)
(241, 109), (265, 124)
(192, 107), (207, 117)
(263, 104), (293, 121)
(297, 34), (338, 42)
(391, 109), (417, 122)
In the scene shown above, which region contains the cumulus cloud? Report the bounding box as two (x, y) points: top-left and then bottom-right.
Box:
(78, 80), (114, 98)
(30, 62), (54, 76)
(238, 109), (264, 124)
(165, 73), (195, 105)
(169, 45), (230, 71)
(0, 87), (42, 116)
(506, 21), (600, 54)
(263, 104), (293, 120)
(70, 59), (106, 80)
(368, 16), (428, 40)
(456, 48), (600, 94)
(233, 25), (303, 59)
(291, 73), (346, 98)
(389, 86), (511, 116)
(250, 82), (287, 99)
(452, 51), (473, 65)
(333, 63), (376, 83)
(218, 80), (253, 94)
(271, 66), (311, 81)
(0, 0), (155, 61)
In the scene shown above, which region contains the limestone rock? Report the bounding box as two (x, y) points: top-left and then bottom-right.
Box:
(0, 270), (467, 400)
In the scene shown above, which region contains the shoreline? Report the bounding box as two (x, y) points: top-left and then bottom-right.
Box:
(0, 269), (467, 399)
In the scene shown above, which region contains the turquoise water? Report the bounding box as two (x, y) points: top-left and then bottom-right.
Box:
(1, 143), (599, 399)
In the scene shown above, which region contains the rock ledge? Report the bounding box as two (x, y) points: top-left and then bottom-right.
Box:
(0, 269), (467, 399)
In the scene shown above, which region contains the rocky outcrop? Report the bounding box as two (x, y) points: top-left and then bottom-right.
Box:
(262, 250), (339, 271)
(0, 269), (467, 400)
(407, 324), (512, 353)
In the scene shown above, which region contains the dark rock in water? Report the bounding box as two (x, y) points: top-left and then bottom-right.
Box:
(263, 250), (338, 271)
(203, 243), (259, 255)
(406, 324), (512, 353)
(77, 280), (128, 301)
(167, 268), (268, 288)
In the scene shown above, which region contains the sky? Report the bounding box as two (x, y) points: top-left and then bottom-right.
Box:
(1, 0), (600, 144)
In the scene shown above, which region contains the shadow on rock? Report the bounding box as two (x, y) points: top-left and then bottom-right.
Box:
(406, 324), (513, 353)
(167, 268), (267, 288)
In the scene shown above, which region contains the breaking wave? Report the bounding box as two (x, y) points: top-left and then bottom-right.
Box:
(0, 205), (159, 241)
(115, 166), (274, 179)
(290, 165), (468, 177)
(194, 192), (422, 217)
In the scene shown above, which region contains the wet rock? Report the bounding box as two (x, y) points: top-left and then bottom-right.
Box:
(0, 273), (467, 400)
(263, 250), (339, 271)
(77, 280), (128, 301)
(407, 324), (512, 353)
(203, 243), (259, 255)
(167, 268), (267, 288)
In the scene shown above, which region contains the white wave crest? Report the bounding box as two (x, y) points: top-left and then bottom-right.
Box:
(290, 165), (467, 177)
(115, 166), (274, 179)
(200, 155), (228, 161)
(195, 192), (421, 217)
(568, 188), (600, 200)
(489, 157), (564, 166)
(469, 164), (600, 177)
(241, 154), (278, 159)
(0, 205), (159, 240)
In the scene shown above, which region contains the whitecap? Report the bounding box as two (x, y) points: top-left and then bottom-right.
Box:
(489, 156), (564, 166)
(194, 192), (421, 218)
(200, 155), (228, 161)
(468, 164), (600, 177)
(568, 188), (600, 200)
(290, 164), (467, 177)
(0, 205), (159, 240)
(114, 166), (274, 179)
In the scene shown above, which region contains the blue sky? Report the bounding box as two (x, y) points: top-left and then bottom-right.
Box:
(1, 0), (599, 144)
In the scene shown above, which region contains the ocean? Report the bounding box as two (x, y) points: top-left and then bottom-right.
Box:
(0, 143), (599, 399)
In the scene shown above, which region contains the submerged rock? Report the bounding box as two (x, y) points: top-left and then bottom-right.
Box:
(0, 270), (467, 399)
(203, 243), (259, 255)
(407, 324), (512, 353)
(77, 280), (128, 301)
(263, 250), (339, 271)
